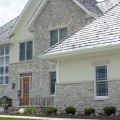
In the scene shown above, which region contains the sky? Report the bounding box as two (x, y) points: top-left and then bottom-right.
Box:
(0, 0), (103, 27)
(0, 0), (28, 26)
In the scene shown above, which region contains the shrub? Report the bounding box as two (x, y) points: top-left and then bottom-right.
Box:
(65, 106), (76, 115)
(24, 108), (28, 114)
(45, 107), (57, 115)
(103, 106), (116, 115)
(84, 108), (95, 115)
(24, 107), (36, 114)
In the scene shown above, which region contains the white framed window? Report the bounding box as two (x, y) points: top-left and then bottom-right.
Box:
(50, 28), (67, 47)
(0, 46), (9, 85)
(19, 41), (33, 61)
(95, 66), (108, 98)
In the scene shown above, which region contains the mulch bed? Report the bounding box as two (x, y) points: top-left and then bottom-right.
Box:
(1, 112), (120, 120)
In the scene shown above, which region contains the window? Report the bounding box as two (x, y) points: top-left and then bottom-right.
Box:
(50, 28), (67, 46)
(0, 46), (9, 85)
(96, 66), (108, 97)
(50, 72), (56, 95)
(20, 41), (33, 61)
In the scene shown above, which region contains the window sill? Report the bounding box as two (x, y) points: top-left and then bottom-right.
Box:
(93, 96), (108, 101)
(19, 60), (33, 63)
(50, 94), (55, 97)
(0, 84), (9, 87)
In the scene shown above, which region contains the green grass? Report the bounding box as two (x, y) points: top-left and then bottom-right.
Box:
(0, 118), (45, 120)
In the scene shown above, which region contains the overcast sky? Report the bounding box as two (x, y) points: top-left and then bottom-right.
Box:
(0, 0), (103, 27)
(0, 0), (28, 26)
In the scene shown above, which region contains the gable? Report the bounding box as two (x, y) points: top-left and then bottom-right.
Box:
(26, 0), (102, 31)
(34, 0), (88, 30)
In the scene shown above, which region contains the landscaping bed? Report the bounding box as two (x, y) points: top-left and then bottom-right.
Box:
(0, 112), (120, 120)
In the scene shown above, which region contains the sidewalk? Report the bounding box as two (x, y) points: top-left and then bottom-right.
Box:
(0, 115), (98, 120)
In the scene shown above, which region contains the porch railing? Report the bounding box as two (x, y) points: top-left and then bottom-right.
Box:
(20, 96), (54, 107)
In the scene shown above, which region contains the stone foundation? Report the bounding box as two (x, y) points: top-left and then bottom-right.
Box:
(55, 80), (120, 112)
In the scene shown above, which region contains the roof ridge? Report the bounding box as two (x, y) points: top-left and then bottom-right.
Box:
(44, 2), (120, 54)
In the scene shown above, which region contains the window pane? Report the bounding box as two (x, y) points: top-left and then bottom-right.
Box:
(59, 28), (67, 41)
(20, 43), (25, 61)
(50, 30), (58, 46)
(0, 76), (4, 84)
(50, 72), (56, 94)
(5, 76), (8, 84)
(0, 48), (4, 56)
(0, 57), (4, 65)
(27, 41), (32, 51)
(5, 66), (8, 74)
(5, 56), (9, 65)
(25, 80), (29, 95)
(27, 41), (33, 60)
(0, 67), (4, 75)
(51, 72), (56, 82)
(5, 46), (9, 55)
(96, 66), (107, 81)
(96, 81), (108, 96)
(27, 51), (32, 60)
(20, 52), (25, 61)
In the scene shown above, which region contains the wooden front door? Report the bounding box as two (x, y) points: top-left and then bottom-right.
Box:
(23, 77), (30, 105)
(20, 77), (31, 105)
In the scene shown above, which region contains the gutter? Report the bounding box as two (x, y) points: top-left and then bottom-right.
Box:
(40, 43), (120, 60)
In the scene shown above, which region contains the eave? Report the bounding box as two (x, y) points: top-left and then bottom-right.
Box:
(40, 43), (120, 60)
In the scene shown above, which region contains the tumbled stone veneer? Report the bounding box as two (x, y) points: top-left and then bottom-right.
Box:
(32, 0), (92, 98)
(55, 80), (120, 112)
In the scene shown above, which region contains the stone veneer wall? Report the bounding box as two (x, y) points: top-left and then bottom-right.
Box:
(32, 0), (93, 98)
(55, 80), (120, 112)
(5, 61), (33, 107)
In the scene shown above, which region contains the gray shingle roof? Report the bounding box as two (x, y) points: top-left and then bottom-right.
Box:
(77, 0), (103, 15)
(97, 0), (120, 13)
(0, 17), (18, 41)
(44, 3), (120, 55)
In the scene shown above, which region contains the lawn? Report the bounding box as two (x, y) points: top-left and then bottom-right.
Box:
(0, 118), (45, 120)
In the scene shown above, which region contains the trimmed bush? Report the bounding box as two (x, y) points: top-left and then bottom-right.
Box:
(45, 107), (57, 115)
(24, 107), (36, 114)
(103, 106), (116, 115)
(84, 108), (95, 115)
(65, 106), (76, 115)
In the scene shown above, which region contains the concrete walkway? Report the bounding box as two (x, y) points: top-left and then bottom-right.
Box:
(0, 115), (98, 120)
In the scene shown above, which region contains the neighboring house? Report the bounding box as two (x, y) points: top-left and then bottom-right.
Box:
(0, 0), (102, 107)
(43, 3), (120, 111)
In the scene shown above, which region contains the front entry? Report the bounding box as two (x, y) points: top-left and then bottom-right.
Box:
(20, 74), (32, 105)
(23, 77), (30, 105)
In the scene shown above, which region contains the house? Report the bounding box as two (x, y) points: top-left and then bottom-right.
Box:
(42, 2), (120, 112)
(0, 0), (103, 108)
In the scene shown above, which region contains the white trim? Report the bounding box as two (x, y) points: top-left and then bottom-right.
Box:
(56, 60), (60, 83)
(0, 39), (14, 46)
(41, 43), (120, 60)
(8, 0), (33, 37)
(93, 96), (108, 101)
(26, 0), (48, 30)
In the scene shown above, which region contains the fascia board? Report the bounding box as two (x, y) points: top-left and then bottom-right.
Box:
(40, 43), (120, 60)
